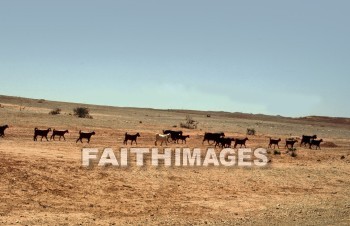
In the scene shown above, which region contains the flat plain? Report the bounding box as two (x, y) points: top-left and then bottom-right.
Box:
(0, 95), (349, 225)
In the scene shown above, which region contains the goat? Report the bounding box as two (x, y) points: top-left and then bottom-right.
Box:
(76, 131), (95, 143)
(124, 132), (140, 145)
(176, 135), (190, 144)
(50, 129), (69, 141)
(155, 133), (171, 146)
(309, 139), (323, 150)
(300, 135), (317, 147)
(202, 132), (225, 145)
(163, 130), (183, 136)
(234, 137), (249, 148)
(285, 138), (298, 149)
(215, 137), (235, 148)
(268, 138), (281, 149)
(0, 125), (9, 137)
(163, 130), (183, 142)
(34, 128), (52, 141)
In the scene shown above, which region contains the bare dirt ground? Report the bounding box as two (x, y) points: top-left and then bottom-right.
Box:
(0, 95), (350, 225)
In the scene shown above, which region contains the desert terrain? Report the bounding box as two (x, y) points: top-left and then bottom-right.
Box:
(0, 95), (349, 225)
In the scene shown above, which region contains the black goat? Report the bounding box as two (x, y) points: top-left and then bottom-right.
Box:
(268, 138), (281, 149)
(176, 135), (190, 144)
(163, 130), (183, 142)
(76, 131), (95, 143)
(124, 132), (140, 145)
(202, 132), (225, 145)
(50, 129), (69, 141)
(309, 139), (323, 150)
(234, 137), (249, 148)
(163, 130), (183, 135)
(285, 139), (298, 149)
(0, 125), (9, 137)
(300, 135), (317, 147)
(34, 128), (52, 141)
(215, 137), (235, 148)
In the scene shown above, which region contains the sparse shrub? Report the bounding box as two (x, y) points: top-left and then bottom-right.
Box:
(287, 147), (296, 153)
(49, 108), (61, 115)
(180, 115), (198, 129)
(73, 107), (92, 119)
(38, 99), (45, 103)
(273, 150), (281, 155)
(247, 128), (256, 135)
(291, 151), (297, 157)
(288, 148), (297, 157)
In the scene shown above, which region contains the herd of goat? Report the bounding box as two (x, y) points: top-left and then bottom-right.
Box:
(0, 124), (324, 149)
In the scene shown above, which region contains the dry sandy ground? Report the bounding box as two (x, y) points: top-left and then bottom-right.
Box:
(0, 95), (350, 225)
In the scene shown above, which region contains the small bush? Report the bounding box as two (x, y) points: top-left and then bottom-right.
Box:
(180, 115), (198, 129)
(73, 107), (92, 119)
(49, 108), (61, 115)
(291, 151), (297, 157)
(38, 99), (45, 103)
(287, 148), (297, 157)
(287, 148), (296, 153)
(273, 150), (281, 155)
(247, 128), (256, 135)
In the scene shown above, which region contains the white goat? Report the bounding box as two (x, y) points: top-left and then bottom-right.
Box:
(155, 133), (171, 146)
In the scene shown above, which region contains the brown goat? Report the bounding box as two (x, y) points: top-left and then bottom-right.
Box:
(50, 129), (69, 141)
(268, 138), (281, 149)
(285, 139), (298, 149)
(124, 132), (140, 145)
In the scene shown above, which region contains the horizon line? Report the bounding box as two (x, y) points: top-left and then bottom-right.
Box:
(0, 94), (349, 120)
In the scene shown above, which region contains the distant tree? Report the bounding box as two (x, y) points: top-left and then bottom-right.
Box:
(73, 107), (92, 119)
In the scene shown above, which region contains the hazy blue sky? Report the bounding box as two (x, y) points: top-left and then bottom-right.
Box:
(1, 0), (349, 117)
